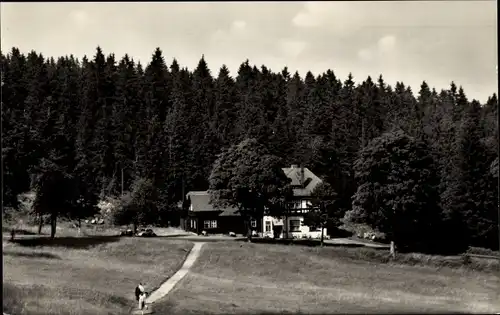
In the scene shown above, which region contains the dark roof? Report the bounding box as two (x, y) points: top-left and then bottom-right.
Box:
(186, 191), (239, 215)
(186, 166), (321, 215)
(219, 208), (240, 216)
(282, 166), (323, 197)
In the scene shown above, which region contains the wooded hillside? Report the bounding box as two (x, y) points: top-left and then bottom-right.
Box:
(2, 46), (498, 250)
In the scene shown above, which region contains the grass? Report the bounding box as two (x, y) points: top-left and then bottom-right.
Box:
(244, 238), (499, 272)
(3, 235), (193, 315)
(3, 219), (191, 239)
(153, 241), (500, 314)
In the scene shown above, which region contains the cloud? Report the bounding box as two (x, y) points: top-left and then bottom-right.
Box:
(357, 49), (373, 62)
(279, 39), (308, 58)
(292, 2), (326, 27)
(292, 2), (495, 35)
(377, 35), (396, 54)
(1, 2), (496, 102)
(69, 10), (91, 29)
(357, 35), (397, 63)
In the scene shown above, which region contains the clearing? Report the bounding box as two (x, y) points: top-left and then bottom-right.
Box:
(153, 241), (500, 314)
(3, 235), (193, 315)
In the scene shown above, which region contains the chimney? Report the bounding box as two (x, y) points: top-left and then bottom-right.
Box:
(291, 164), (298, 169)
(300, 165), (305, 187)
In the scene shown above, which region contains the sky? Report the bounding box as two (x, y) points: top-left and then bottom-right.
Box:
(1, 1), (497, 102)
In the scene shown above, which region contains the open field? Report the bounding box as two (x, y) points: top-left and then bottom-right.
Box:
(3, 236), (193, 315)
(2, 220), (192, 238)
(154, 241), (500, 314)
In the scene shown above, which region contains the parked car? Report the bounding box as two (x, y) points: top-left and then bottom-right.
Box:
(136, 228), (157, 237)
(120, 229), (134, 236)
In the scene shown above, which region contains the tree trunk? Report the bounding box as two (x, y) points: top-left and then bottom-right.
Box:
(390, 241), (396, 259)
(38, 214), (43, 234)
(50, 213), (57, 239)
(77, 218), (82, 236)
(133, 221), (138, 235)
(246, 220), (253, 242)
(320, 225), (324, 247)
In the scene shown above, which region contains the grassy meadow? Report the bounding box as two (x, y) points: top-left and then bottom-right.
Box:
(3, 234), (193, 315)
(3, 217), (499, 315)
(154, 241), (500, 314)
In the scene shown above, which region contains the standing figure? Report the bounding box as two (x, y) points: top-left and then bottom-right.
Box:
(139, 291), (148, 311)
(135, 282), (145, 307)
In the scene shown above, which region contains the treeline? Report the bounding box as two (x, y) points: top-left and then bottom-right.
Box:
(1, 46), (498, 249)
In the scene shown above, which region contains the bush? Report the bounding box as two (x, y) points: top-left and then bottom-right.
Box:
(466, 246), (500, 257)
(339, 221), (384, 240)
(314, 246), (499, 273)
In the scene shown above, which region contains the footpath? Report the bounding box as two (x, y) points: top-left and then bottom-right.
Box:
(130, 242), (205, 314)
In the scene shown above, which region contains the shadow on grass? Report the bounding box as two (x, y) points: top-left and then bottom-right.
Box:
(159, 234), (197, 238)
(241, 238), (379, 249)
(11, 235), (121, 249)
(167, 236), (248, 242)
(3, 250), (61, 260)
(2, 227), (41, 235)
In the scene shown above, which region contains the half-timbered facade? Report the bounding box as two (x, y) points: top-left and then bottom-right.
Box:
(181, 165), (327, 239)
(262, 164), (328, 239)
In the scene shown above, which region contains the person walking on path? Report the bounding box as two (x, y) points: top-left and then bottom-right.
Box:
(135, 283), (145, 306)
(139, 291), (148, 312)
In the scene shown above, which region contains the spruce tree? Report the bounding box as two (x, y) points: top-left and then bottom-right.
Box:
(213, 65), (238, 146)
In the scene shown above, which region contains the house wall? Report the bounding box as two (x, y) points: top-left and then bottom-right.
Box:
(185, 211), (247, 235)
(187, 211), (219, 234)
(262, 215), (328, 239)
(288, 199), (312, 210)
(185, 215), (199, 234)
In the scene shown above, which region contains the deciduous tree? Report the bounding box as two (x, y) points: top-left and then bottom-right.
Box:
(349, 130), (443, 253)
(208, 138), (292, 241)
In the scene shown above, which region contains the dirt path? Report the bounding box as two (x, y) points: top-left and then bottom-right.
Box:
(145, 242), (205, 305)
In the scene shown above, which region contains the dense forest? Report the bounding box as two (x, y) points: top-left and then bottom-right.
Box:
(1, 46), (498, 250)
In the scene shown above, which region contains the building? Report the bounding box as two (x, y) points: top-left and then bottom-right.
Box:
(182, 165), (326, 239)
(261, 165), (327, 239)
(182, 191), (261, 235)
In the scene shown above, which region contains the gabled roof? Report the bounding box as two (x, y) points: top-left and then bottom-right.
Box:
(187, 166), (321, 214)
(282, 166), (322, 197)
(186, 191), (239, 215)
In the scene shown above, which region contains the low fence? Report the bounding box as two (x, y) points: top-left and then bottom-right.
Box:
(465, 253), (500, 261)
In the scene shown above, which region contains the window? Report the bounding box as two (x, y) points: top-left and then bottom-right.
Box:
(292, 201), (301, 209)
(204, 220), (217, 229)
(251, 219), (257, 228)
(265, 221), (271, 232)
(190, 219), (197, 229)
(289, 220), (301, 232)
